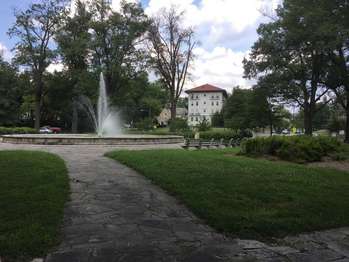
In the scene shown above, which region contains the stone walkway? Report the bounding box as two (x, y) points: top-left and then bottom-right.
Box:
(1, 143), (349, 262)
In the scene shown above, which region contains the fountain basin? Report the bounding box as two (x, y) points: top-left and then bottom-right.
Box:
(1, 134), (184, 145)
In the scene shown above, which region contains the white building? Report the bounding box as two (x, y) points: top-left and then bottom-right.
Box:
(186, 84), (227, 126)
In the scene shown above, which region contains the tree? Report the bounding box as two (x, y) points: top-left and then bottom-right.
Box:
(89, 0), (150, 97)
(223, 88), (252, 130)
(8, 0), (64, 130)
(211, 111), (224, 128)
(322, 1), (349, 141)
(0, 58), (22, 126)
(244, 0), (333, 135)
(148, 7), (196, 120)
(56, 0), (92, 132)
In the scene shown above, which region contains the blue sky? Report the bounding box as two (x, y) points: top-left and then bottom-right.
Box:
(0, 0), (279, 91)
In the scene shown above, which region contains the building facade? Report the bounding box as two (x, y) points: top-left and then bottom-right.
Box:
(186, 84), (227, 126)
(157, 108), (188, 127)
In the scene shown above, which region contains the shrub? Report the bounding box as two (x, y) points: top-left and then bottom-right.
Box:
(241, 136), (342, 163)
(169, 118), (189, 132)
(196, 119), (211, 131)
(135, 118), (154, 131)
(0, 127), (37, 135)
(211, 112), (224, 127)
(199, 129), (252, 144)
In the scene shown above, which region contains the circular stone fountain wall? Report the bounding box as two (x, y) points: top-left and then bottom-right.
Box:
(1, 134), (184, 145)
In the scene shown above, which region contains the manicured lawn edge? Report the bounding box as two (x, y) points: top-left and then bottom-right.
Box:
(0, 151), (70, 261)
(107, 149), (349, 240)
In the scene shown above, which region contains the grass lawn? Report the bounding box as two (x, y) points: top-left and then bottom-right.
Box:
(0, 151), (69, 262)
(107, 149), (349, 239)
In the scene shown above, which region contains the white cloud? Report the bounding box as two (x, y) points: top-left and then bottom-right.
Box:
(186, 47), (251, 93)
(0, 42), (13, 62)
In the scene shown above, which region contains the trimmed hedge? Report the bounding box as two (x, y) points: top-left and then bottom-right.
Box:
(199, 129), (253, 142)
(241, 136), (342, 163)
(0, 127), (37, 135)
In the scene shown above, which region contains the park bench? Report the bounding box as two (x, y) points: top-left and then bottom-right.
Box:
(183, 138), (238, 149)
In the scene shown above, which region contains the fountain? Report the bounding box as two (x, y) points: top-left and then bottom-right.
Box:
(0, 73), (184, 145)
(80, 73), (122, 137)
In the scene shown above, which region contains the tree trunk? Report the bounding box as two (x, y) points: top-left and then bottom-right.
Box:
(269, 108), (273, 137)
(71, 100), (79, 133)
(34, 80), (43, 130)
(304, 103), (313, 136)
(170, 101), (177, 121)
(34, 98), (41, 130)
(345, 91), (349, 143)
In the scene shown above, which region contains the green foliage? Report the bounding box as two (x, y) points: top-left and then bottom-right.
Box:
(135, 117), (154, 131)
(197, 118), (211, 131)
(169, 118), (189, 132)
(241, 136), (342, 163)
(0, 59), (22, 126)
(224, 88), (252, 129)
(243, 0), (349, 135)
(0, 127), (36, 135)
(108, 149), (349, 239)
(223, 87), (290, 131)
(0, 151), (69, 261)
(89, 0), (150, 96)
(199, 129), (253, 142)
(211, 111), (224, 127)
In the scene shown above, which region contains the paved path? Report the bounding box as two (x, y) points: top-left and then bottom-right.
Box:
(1, 143), (349, 262)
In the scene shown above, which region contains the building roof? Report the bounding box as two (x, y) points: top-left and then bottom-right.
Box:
(185, 84), (227, 96)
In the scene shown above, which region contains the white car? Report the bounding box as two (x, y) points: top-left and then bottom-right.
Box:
(39, 127), (53, 134)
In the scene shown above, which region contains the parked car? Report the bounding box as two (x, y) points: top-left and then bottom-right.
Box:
(48, 126), (62, 133)
(281, 129), (290, 135)
(39, 126), (53, 134)
(39, 126), (62, 134)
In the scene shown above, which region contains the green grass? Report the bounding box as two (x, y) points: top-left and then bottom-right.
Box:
(0, 151), (69, 262)
(107, 149), (349, 239)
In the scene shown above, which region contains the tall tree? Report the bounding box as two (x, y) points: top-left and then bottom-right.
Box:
(89, 0), (150, 97)
(0, 57), (22, 126)
(56, 0), (92, 132)
(8, 0), (64, 130)
(322, 1), (349, 141)
(223, 88), (253, 130)
(244, 0), (332, 135)
(148, 7), (196, 120)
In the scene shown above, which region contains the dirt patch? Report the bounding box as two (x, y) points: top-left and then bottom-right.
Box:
(308, 160), (349, 172)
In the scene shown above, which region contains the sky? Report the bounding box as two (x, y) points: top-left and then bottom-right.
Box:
(0, 0), (280, 93)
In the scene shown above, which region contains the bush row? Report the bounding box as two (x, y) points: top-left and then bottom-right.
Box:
(199, 130), (253, 142)
(241, 136), (341, 162)
(0, 127), (37, 135)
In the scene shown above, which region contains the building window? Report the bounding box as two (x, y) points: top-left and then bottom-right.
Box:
(191, 94), (194, 99)
(204, 109), (206, 113)
(204, 94), (206, 97)
(211, 102), (214, 106)
(216, 102), (219, 106)
(191, 117), (193, 121)
(196, 102), (199, 106)
(211, 95), (214, 99)
(191, 103), (193, 106)
(195, 117), (198, 121)
(216, 95), (219, 99)
(204, 101), (206, 105)
(196, 95), (199, 99)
